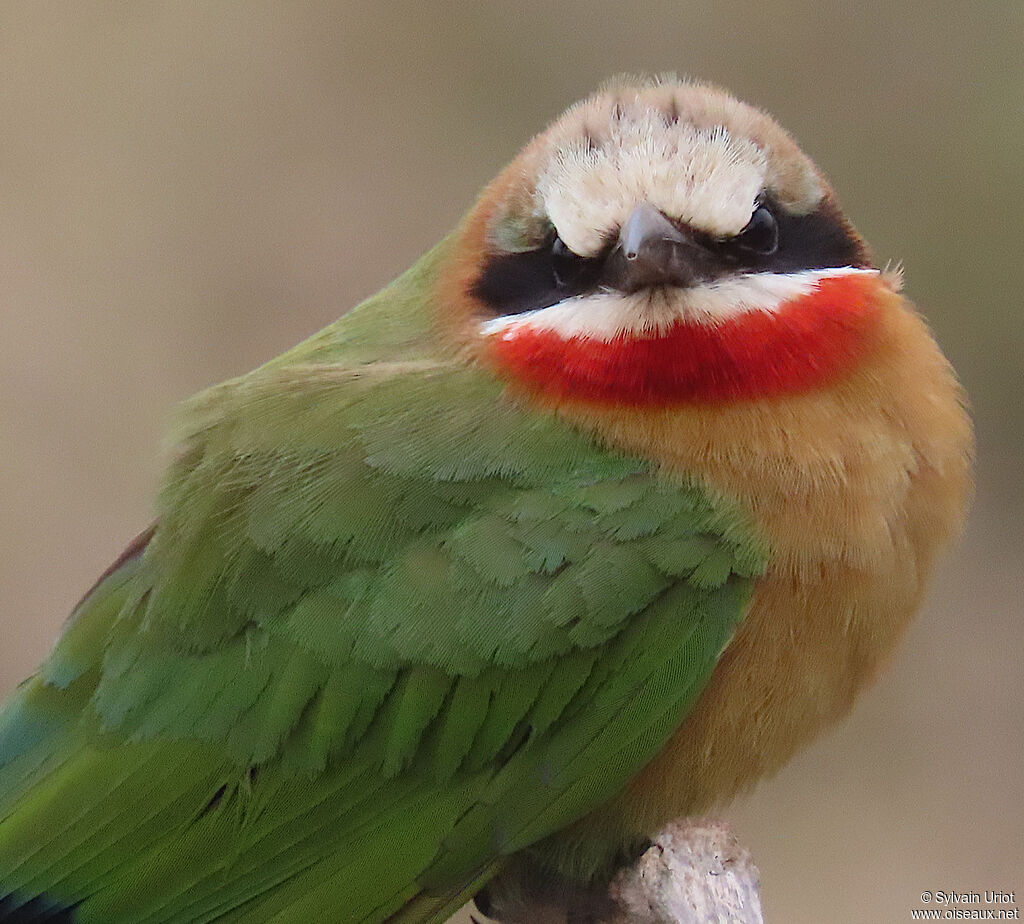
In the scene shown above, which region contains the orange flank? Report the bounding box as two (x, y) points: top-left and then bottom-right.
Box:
(543, 285), (974, 838)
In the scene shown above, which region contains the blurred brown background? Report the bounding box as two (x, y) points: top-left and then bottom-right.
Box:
(1, 3), (1020, 921)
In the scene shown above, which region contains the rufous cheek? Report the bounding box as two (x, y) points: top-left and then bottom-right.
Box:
(484, 273), (886, 406)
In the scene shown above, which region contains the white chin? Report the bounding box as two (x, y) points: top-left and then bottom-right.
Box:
(479, 266), (878, 342)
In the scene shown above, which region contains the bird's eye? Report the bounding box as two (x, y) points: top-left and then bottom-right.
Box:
(550, 234), (590, 288)
(551, 235), (576, 259)
(733, 205), (779, 256)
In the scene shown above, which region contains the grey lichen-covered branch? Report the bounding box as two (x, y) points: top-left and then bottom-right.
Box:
(604, 821), (763, 923)
(471, 820), (763, 924)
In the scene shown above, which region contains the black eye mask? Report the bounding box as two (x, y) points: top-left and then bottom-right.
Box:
(472, 197), (871, 317)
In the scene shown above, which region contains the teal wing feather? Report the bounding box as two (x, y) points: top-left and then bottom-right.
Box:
(0, 242), (766, 923)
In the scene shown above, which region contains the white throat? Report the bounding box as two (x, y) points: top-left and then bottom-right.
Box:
(479, 266), (878, 342)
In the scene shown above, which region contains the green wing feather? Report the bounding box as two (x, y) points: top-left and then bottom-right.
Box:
(0, 239), (766, 923)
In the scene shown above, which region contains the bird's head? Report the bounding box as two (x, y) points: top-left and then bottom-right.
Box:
(439, 77), (892, 405)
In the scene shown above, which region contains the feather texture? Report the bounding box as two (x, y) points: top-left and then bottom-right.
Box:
(0, 241), (764, 922)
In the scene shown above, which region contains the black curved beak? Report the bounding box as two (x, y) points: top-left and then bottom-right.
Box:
(604, 203), (711, 292)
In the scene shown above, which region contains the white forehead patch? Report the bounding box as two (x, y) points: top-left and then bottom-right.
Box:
(479, 267), (878, 342)
(537, 110), (767, 257)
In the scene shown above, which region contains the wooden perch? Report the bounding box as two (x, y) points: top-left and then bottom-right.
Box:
(469, 820), (763, 924)
(604, 820), (763, 923)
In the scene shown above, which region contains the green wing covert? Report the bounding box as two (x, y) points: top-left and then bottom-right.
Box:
(0, 248), (765, 923)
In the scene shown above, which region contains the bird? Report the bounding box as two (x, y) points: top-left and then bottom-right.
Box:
(0, 75), (972, 923)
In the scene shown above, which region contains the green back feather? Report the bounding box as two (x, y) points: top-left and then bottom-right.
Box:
(0, 239), (766, 922)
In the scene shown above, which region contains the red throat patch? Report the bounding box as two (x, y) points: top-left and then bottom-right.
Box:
(485, 273), (885, 405)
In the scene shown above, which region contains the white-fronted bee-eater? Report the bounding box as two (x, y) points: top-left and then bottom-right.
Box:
(0, 76), (972, 923)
